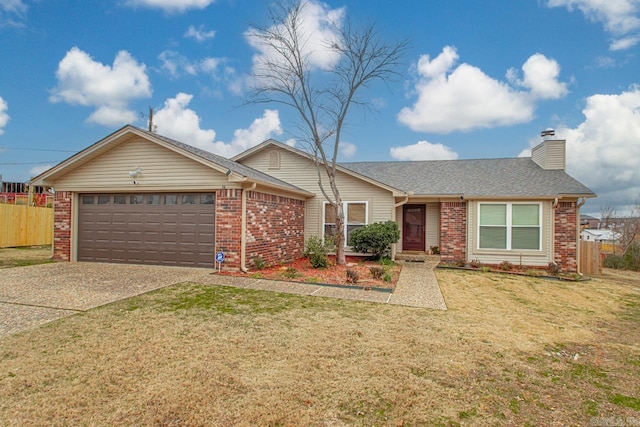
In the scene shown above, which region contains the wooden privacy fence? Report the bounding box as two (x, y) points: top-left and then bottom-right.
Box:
(580, 240), (602, 276)
(0, 204), (53, 248)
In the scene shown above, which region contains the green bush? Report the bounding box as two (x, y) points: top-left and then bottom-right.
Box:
(623, 243), (640, 271)
(604, 254), (625, 269)
(349, 221), (400, 260)
(303, 235), (330, 268)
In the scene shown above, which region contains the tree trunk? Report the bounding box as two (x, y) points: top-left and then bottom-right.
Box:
(334, 201), (346, 265)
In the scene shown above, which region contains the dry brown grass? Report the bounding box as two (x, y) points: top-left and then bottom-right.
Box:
(0, 267), (639, 426)
(0, 246), (52, 268)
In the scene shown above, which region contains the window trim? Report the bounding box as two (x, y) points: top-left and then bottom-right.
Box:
(322, 201), (369, 246)
(477, 202), (542, 251)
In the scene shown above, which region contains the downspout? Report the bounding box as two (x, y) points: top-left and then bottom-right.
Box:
(576, 197), (586, 275)
(391, 192), (412, 259)
(240, 182), (257, 273)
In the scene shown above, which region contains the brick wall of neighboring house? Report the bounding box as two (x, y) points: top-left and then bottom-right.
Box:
(53, 191), (72, 261)
(246, 191), (305, 269)
(554, 201), (578, 273)
(440, 201), (467, 262)
(215, 189), (243, 269)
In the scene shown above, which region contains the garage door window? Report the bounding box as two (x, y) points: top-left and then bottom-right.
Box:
(114, 195), (126, 204)
(200, 194), (214, 205)
(147, 195), (161, 205)
(164, 195), (178, 205)
(182, 194), (197, 205)
(82, 196), (94, 204)
(130, 195), (143, 204)
(98, 195), (110, 205)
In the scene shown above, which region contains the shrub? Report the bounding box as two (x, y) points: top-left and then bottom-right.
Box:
(603, 254), (624, 269)
(453, 259), (466, 267)
(547, 262), (561, 276)
(469, 259), (482, 269)
(382, 271), (393, 282)
(379, 258), (395, 267)
(369, 266), (385, 279)
(623, 243), (640, 271)
(304, 235), (330, 268)
(480, 266), (491, 273)
(253, 256), (266, 270)
(430, 246), (440, 255)
(283, 267), (300, 279)
(499, 260), (514, 271)
(346, 268), (359, 284)
(349, 221), (400, 260)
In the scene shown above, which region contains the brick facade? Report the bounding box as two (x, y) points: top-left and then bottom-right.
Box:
(53, 191), (72, 261)
(440, 201), (467, 262)
(246, 191), (305, 269)
(215, 189), (243, 269)
(554, 201), (578, 273)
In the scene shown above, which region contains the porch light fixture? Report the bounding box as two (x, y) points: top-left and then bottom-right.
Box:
(128, 168), (142, 178)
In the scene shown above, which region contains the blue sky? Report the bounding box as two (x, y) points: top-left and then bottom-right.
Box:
(0, 0), (639, 215)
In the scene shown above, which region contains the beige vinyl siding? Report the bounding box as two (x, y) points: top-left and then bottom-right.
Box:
(532, 140), (566, 170)
(467, 200), (553, 266)
(53, 138), (235, 191)
(239, 147), (395, 238)
(426, 202), (440, 249)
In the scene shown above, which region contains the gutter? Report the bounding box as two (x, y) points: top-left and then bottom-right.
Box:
(240, 182), (257, 273)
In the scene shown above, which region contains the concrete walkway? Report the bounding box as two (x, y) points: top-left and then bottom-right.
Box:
(389, 258), (447, 309)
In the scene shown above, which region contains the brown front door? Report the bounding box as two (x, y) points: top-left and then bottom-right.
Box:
(403, 205), (426, 251)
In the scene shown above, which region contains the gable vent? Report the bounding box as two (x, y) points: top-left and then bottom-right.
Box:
(268, 150), (281, 170)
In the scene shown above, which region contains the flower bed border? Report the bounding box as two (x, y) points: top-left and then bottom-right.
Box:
(435, 264), (590, 282)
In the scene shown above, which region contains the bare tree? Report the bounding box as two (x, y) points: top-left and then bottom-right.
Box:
(247, 0), (407, 264)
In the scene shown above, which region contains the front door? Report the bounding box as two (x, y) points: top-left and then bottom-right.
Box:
(403, 204), (426, 251)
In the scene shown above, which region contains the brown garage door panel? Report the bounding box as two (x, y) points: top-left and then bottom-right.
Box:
(78, 193), (215, 267)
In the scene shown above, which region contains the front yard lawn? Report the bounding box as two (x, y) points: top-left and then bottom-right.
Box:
(0, 268), (638, 425)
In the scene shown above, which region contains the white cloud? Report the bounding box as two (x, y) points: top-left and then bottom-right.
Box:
(184, 25), (216, 42)
(0, 0), (27, 28)
(0, 96), (9, 135)
(523, 86), (640, 213)
(245, 0), (345, 85)
(610, 34), (640, 50)
(399, 47), (568, 134)
(153, 93), (282, 157)
(390, 140), (458, 161)
(29, 164), (52, 177)
(158, 50), (224, 78)
(339, 142), (357, 158)
(547, 0), (640, 50)
(50, 47), (152, 127)
(509, 53), (569, 99)
(123, 0), (214, 13)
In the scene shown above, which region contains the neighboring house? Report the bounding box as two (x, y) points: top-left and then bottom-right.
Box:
(580, 229), (621, 244)
(580, 214), (600, 230)
(0, 178), (50, 206)
(33, 125), (595, 273)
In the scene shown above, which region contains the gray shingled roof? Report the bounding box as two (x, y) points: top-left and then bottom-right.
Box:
(137, 127), (309, 194)
(340, 157), (595, 198)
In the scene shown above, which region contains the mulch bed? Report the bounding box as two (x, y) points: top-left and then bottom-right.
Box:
(220, 256), (401, 290)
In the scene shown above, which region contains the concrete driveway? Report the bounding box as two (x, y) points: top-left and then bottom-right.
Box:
(0, 262), (212, 337)
(1, 259), (447, 338)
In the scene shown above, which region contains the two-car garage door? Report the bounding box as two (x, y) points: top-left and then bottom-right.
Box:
(78, 193), (215, 267)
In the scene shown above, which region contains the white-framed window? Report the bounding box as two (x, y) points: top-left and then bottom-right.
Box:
(323, 201), (368, 246)
(478, 202), (541, 250)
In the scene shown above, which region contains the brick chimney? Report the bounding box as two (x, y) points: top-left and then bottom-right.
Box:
(532, 129), (566, 170)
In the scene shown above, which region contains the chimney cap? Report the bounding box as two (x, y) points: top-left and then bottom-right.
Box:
(541, 129), (555, 139)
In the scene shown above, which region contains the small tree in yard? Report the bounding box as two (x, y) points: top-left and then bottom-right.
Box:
(349, 221), (400, 260)
(247, 0), (407, 265)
